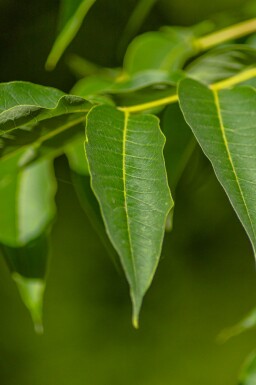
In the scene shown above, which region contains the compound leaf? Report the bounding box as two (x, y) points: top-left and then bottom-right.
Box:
(85, 105), (173, 326)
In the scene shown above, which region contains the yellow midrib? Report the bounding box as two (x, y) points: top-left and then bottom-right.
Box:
(122, 110), (138, 291)
(212, 89), (256, 241)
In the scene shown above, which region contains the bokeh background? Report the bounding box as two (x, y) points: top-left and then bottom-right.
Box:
(1, 1), (256, 384)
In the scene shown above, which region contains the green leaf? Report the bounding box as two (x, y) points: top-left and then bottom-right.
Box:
(0, 81), (90, 134)
(124, 28), (197, 75)
(72, 69), (184, 97)
(65, 136), (89, 175)
(179, 78), (256, 256)
(85, 105), (173, 326)
(0, 157), (57, 247)
(1, 235), (48, 333)
(186, 45), (256, 84)
(0, 157), (56, 332)
(45, 0), (96, 70)
(239, 351), (256, 385)
(65, 137), (121, 269)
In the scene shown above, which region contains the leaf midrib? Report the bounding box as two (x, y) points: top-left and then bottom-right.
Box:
(122, 110), (138, 291)
(212, 88), (256, 242)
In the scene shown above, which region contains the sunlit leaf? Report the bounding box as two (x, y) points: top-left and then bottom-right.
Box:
(179, 79), (256, 256)
(85, 105), (173, 326)
(45, 0), (96, 70)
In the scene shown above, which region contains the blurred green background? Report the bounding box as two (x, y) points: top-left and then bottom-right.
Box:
(1, 1), (256, 384)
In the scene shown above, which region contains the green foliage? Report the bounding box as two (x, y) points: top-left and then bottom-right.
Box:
(1, 5), (256, 368)
(85, 105), (172, 325)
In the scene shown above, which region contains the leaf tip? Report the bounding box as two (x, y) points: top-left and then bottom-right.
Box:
(12, 273), (45, 334)
(132, 315), (139, 329)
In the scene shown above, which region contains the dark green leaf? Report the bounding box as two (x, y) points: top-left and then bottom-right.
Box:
(1, 235), (49, 333)
(85, 105), (173, 326)
(0, 81), (90, 134)
(162, 104), (196, 231)
(179, 78), (256, 256)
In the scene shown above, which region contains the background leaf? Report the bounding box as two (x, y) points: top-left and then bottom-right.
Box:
(123, 28), (197, 75)
(0, 157), (56, 332)
(186, 45), (256, 84)
(239, 351), (256, 385)
(45, 0), (96, 70)
(85, 105), (173, 326)
(179, 79), (256, 256)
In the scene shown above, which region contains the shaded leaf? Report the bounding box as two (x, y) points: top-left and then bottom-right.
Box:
(1, 234), (49, 333)
(124, 28), (197, 75)
(162, 104), (196, 231)
(45, 0), (96, 70)
(65, 136), (89, 175)
(0, 157), (56, 332)
(179, 78), (256, 256)
(85, 105), (173, 326)
(72, 69), (184, 97)
(186, 45), (256, 84)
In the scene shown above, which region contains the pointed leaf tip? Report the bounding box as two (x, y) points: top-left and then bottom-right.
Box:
(86, 105), (173, 325)
(12, 273), (45, 334)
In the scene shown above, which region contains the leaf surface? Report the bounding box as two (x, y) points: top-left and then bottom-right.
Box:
(45, 0), (96, 70)
(179, 78), (256, 255)
(124, 28), (197, 75)
(0, 157), (56, 332)
(0, 81), (90, 134)
(85, 105), (173, 325)
(1, 235), (48, 333)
